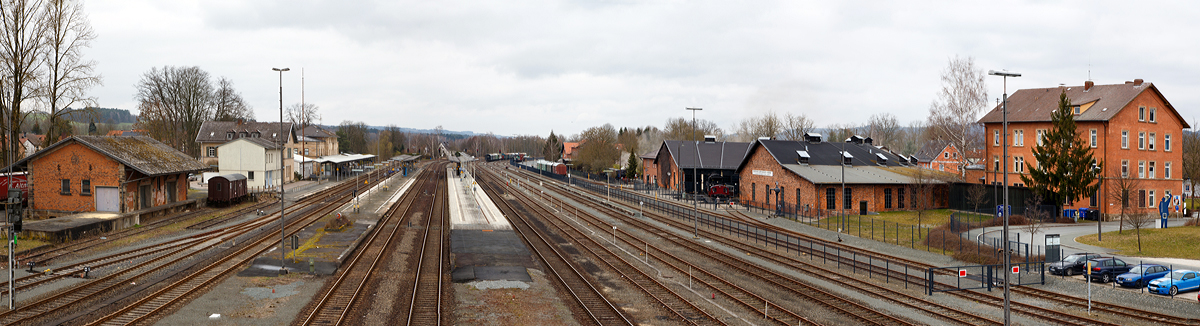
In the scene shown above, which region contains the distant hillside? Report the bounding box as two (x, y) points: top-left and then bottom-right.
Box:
(58, 107), (137, 124)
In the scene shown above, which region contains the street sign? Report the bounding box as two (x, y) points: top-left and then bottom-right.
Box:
(959, 270), (967, 277)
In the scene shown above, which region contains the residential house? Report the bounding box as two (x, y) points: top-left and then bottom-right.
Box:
(195, 120), (296, 167)
(914, 141), (964, 174)
(976, 79), (1187, 217)
(218, 137), (292, 190)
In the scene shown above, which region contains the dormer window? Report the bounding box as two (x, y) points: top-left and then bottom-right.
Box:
(239, 132), (248, 138)
(875, 153), (888, 165)
(797, 150), (810, 165)
(252, 132), (261, 138)
(1073, 106), (1080, 115)
(226, 132), (233, 140)
(842, 151), (853, 165)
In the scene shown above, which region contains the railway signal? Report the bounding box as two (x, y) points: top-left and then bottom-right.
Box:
(959, 270), (967, 277)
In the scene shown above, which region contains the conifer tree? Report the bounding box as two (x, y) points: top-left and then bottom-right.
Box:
(1022, 90), (1102, 211)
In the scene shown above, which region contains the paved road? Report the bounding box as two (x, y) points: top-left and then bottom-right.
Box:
(966, 218), (1200, 271)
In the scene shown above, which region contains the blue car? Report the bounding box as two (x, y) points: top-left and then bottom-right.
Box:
(1116, 264), (1170, 288)
(1148, 270), (1200, 295)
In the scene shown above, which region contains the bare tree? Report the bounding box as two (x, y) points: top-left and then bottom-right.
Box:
(663, 117), (721, 141)
(926, 56), (988, 179)
(1126, 213), (1157, 253)
(1183, 125), (1200, 220)
(825, 123), (862, 144)
(778, 112), (814, 141)
(966, 182), (989, 214)
(865, 113), (901, 148)
(212, 77), (252, 121)
(134, 66), (215, 156)
(1, 0), (47, 164)
(575, 123), (619, 173)
(1023, 192), (1047, 239)
(41, 0), (100, 145)
(286, 102), (319, 128)
(909, 166), (938, 227)
(732, 111), (783, 141)
(1107, 172), (1143, 234)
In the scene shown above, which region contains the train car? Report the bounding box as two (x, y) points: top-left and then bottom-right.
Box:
(486, 153), (503, 162)
(534, 160), (567, 175)
(208, 173), (248, 206)
(0, 172), (28, 201)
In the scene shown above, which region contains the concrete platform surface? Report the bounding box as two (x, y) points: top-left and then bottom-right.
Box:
(448, 168), (509, 230)
(449, 229), (533, 282)
(24, 212), (120, 232)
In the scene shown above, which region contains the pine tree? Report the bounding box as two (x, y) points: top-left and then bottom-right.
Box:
(1022, 90), (1102, 211)
(626, 149), (640, 178)
(31, 121), (42, 135)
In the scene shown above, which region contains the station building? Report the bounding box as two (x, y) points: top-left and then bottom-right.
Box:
(736, 134), (952, 215)
(974, 79), (1187, 217)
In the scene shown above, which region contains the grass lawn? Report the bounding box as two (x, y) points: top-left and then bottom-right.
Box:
(797, 209), (997, 253)
(873, 209), (992, 227)
(1076, 226), (1200, 260)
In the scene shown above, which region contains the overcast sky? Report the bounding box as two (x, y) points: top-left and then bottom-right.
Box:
(86, 1), (1200, 137)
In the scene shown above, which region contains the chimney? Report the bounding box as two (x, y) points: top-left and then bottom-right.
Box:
(1134, 78), (1144, 86)
(1084, 80), (1094, 91)
(237, 118), (244, 125)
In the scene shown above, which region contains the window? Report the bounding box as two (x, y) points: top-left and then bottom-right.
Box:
(884, 188), (893, 209)
(1149, 107), (1157, 122)
(943, 152), (949, 159)
(764, 184), (770, 206)
(1090, 189), (1098, 207)
(1121, 130), (1129, 149)
(1121, 160), (1129, 178)
(1139, 106), (1146, 121)
(1138, 161), (1145, 178)
(898, 188), (905, 209)
(61, 179), (71, 195)
(752, 183), (756, 201)
(993, 129), (1000, 146)
(1036, 129), (1046, 146)
(1013, 130), (1024, 146)
(1073, 105), (1081, 115)
(1166, 134), (1172, 151)
(993, 156), (1000, 172)
(843, 188), (852, 210)
(939, 163), (944, 171)
(1149, 133), (1156, 151)
(1138, 132), (1145, 150)
(207, 147), (216, 157)
(239, 132), (248, 138)
(305, 148), (310, 155)
(796, 189), (801, 211)
(249, 171), (255, 180)
(226, 132), (234, 140)
(81, 180), (91, 195)
(1166, 162), (1172, 179)
(826, 188), (835, 210)
(1014, 156), (1025, 173)
(1149, 190), (1156, 208)
(252, 132), (261, 138)
(1090, 129), (1097, 148)
(1149, 161), (1156, 179)
(1138, 189), (1146, 207)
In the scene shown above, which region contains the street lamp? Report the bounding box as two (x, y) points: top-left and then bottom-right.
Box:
(272, 67), (289, 275)
(988, 69), (1020, 326)
(686, 107), (702, 238)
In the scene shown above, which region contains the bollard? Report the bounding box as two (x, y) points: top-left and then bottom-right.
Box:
(310, 258), (316, 274)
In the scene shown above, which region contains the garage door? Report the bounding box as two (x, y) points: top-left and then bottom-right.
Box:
(95, 187), (119, 212)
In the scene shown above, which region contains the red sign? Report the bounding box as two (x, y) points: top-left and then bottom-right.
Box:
(1012, 266), (1020, 274)
(958, 270), (967, 277)
(0, 174), (27, 199)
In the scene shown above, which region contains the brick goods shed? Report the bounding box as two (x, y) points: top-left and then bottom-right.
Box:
(653, 139), (752, 194)
(736, 136), (951, 216)
(8, 135), (208, 217)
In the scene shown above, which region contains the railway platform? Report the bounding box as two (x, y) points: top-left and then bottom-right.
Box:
(238, 169), (418, 277)
(447, 166), (534, 284)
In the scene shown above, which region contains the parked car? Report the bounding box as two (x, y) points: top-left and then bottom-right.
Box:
(1084, 257), (1133, 283)
(1116, 264), (1171, 288)
(1048, 253), (1102, 276)
(1148, 270), (1200, 295)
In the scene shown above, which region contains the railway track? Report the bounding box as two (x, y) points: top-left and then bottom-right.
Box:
(481, 168), (712, 325)
(404, 165), (449, 325)
(489, 165), (916, 323)
(297, 162), (447, 326)
(507, 164), (1190, 325)
(0, 168), (394, 325)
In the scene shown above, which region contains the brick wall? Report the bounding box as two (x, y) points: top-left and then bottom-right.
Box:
(29, 143), (123, 213)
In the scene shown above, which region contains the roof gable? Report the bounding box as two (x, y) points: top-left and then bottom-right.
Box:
(18, 136), (208, 176)
(978, 82), (1188, 128)
(660, 140), (752, 170)
(195, 121), (295, 144)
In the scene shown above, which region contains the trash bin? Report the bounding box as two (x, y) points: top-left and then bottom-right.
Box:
(1078, 207), (1088, 220)
(1087, 210), (1100, 221)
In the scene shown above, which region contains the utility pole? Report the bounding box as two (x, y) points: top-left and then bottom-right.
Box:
(687, 107), (702, 238)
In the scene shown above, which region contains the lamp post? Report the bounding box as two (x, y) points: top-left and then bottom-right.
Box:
(988, 69), (1020, 326)
(272, 67), (290, 275)
(686, 107), (702, 238)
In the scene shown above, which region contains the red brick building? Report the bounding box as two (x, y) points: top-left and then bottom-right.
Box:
(977, 79), (1187, 217)
(652, 139), (752, 193)
(915, 141), (966, 175)
(736, 136), (951, 215)
(640, 150), (658, 186)
(11, 136), (208, 216)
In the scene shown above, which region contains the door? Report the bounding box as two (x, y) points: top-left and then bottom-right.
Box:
(95, 187), (119, 212)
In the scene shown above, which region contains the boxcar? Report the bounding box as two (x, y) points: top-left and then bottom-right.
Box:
(208, 173), (248, 205)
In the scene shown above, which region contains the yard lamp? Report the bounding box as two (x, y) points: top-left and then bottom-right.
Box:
(273, 67), (290, 275)
(988, 69), (1020, 326)
(686, 107), (702, 239)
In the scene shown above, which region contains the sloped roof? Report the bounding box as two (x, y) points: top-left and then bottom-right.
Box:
(195, 121), (295, 144)
(222, 137), (283, 149)
(977, 81), (1189, 128)
(738, 139), (950, 184)
(914, 140), (952, 162)
(300, 125), (336, 139)
(10, 136), (208, 176)
(661, 140), (752, 170)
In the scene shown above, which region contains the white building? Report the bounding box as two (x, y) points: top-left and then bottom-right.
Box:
(218, 137), (293, 190)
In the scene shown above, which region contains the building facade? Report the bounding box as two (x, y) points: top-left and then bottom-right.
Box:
(977, 79), (1187, 217)
(195, 120), (295, 167)
(218, 137), (292, 190)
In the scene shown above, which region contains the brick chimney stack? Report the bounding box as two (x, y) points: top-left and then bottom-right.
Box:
(1084, 80), (1094, 91)
(1134, 78), (1144, 86)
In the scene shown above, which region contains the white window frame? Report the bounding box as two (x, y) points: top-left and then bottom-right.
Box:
(1139, 106), (1146, 121)
(1036, 129), (1046, 146)
(1149, 132), (1156, 151)
(1149, 107), (1157, 122)
(1014, 156), (1024, 173)
(1090, 129), (1097, 148)
(1138, 132), (1145, 150)
(1165, 134), (1172, 152)
(1121, 160), (1129, 178)
(1138, 161), (1146, 178)
(1166, 162), (1172, 179)
(1149, 161), (1156, 179)
(993, 129), (1000, 146)
(1013, 130), (1024, 146)
(1149, 190), (1156, 208)
(1121, 130), (1128, 149)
